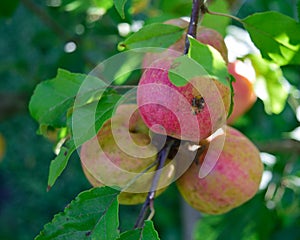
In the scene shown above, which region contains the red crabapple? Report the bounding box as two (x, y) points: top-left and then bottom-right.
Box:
(176, 126), (263, 214)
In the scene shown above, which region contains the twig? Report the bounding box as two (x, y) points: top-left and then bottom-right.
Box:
(122, 158), (160, 191)
(257, 139), (300, 154)
(184, 0), (207, 54)
(134, 137), (175, 228)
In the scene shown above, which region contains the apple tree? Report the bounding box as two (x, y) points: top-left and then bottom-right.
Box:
(2, 0), (299, 239)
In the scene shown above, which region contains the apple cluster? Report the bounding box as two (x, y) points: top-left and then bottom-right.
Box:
(80, 19), (263, 215)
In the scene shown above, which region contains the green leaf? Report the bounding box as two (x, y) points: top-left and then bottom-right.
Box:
(95, 91), (121, 131)
(247, 54), (288, 114)
(119, 23), (184, 50)
(47, 143), (76, 190)
(168, 55), (206, 86)
(242, 11), (300, 66)
(116, 221), (159, 240)
(35, 187), (120, 240)
(71, 90), (121, 146)
(93, 0), (113, 10)
(227, 75), (235, 119)
(114, 0), (127, 19)
(142, 221), (160, 240)
(117, 229), (142, 240)
(0, 0), (19, 18)
(168, 37), (229, 87)
(90, 195), (119, 240)
(29, 69), (107, 128)
(188, 37), (229, 86)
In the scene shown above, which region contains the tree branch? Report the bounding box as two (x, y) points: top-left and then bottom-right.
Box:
(257, 139), (300, 154)
(134, 137), (175, 228)
(184, 0), (207, 54)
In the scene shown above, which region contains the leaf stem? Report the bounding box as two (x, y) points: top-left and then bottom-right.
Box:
(184, 0), (207, 54)
(134, 137), (175, 229)
(206, 9), (243, 24)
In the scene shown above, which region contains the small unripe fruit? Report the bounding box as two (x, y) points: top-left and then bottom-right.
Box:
(176, 126), (263, 214)
(80, 104), (174, 205)
(227, 60), (257, 124)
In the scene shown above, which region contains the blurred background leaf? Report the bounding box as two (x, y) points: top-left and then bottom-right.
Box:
(0, 0), (20, 18)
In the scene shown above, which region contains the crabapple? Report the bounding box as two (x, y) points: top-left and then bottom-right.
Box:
(176, 126), (263, 214)
(80, 104), (174, 205)
(227, 60), (257, 124)
(137, 56), (231, 142)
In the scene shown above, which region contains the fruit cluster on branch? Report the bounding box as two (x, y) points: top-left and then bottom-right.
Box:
(80, 4), (262, 227)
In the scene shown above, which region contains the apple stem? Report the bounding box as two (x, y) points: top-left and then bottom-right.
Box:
(134, 137), (175, 229)
(184, 0), (207, 54)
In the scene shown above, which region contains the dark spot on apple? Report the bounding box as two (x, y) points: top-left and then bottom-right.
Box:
(191, 95), (205, 114)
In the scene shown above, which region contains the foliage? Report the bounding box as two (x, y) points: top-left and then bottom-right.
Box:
(35, 187), (120, 240)
(242, 11), (300, 66)
(0, 0), (300, 239)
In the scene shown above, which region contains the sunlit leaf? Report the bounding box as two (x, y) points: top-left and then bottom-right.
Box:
(114, 0), (128, 19)
(119, 23), (184, 50)
(188, 37), (229, 86)
(35, 187), (120, 240)
(168, 37), (229, 87)
(247, 54), (288, 114)
(93, 0), (113, 10)
(243, 11), (300, 66)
